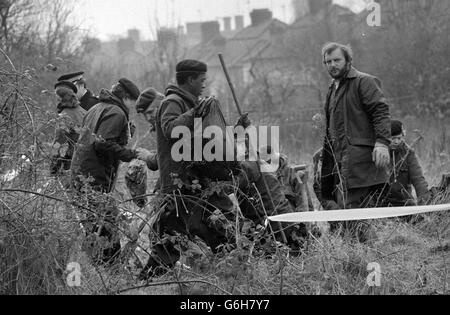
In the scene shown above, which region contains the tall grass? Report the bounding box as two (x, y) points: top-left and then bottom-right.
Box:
(1, 60), (448, 295)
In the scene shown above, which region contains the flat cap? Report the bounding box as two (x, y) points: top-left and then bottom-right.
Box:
(176, 60), (207, 73)
(57, 71), (84, 83)
(54, 81), (78, 94)
(136, 87), (164, 113)
(118, 78), (140, 100)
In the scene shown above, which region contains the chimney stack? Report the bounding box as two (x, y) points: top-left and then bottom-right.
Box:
(307, 0), (332, 15)
(200, 21), (221, 43)
(250, 9), (273, 27)
(157, 28), (177, 48)
(186, 22), (202, 46)
(127, 28), (141, 43)
(223, 17), (232, 32)
(235, 15), (244, 30)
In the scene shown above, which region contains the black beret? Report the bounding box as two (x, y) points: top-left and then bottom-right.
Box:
(118, 78), (140, 100)
(54, 81), (78, 94)
(57, 71), (84, 82)
(391, 120), (404, 136)
(176, 60), (207, 73)
(136, 87), (164, 113)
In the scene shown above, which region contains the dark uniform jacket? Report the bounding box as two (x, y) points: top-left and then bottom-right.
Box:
(71, 89), (136, 193)
(156, 84), (199, 193)
(321, 67), (391, 200)
(79, 89), (99, 112)
(238, 161), (294, 222)
(387, 142), (429, 206)
(237, 161), (307, 246)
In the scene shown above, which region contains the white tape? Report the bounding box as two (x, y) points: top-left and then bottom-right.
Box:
(268, 204), (450, 223)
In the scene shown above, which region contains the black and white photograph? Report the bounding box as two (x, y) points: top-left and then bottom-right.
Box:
(0, 0), (449, 298)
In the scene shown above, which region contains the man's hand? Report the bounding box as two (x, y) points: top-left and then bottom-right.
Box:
(136, 148), (154, 162)
(236, 113), (251, 129)
(194, 101), (211, 118)
(372, 142), (390, 169)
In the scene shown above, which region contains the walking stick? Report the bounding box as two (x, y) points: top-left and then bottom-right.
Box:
(219, 53), (288, 244)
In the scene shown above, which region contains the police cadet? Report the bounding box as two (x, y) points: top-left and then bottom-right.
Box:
(57, 71), (99, 111)
(386, 120), (430, 207)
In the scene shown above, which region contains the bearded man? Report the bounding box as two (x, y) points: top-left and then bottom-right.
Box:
(319, 42), (392, 243)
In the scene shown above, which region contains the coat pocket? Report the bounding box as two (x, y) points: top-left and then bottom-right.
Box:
(346, 144), (388, 189)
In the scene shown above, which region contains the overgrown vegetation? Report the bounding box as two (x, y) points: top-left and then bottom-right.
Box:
(0, 0), (449, 295)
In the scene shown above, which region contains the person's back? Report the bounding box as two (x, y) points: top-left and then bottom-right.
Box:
(237, 160), (311, 253)
(70, 78), (141, 265)
(71, 79), (140, 193)
(77, 97), (129, 191)
(156, 84), (198, 193)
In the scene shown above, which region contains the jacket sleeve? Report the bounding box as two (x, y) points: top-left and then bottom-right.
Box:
(359, 76), (391, 146)
(160, 100), (196, 139)
(146, 153), (159, 171)
(94, 110), (137, 163)
(408, 150), (429, 198)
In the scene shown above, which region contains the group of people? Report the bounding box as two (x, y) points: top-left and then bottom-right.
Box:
(49, 42), (433, 278)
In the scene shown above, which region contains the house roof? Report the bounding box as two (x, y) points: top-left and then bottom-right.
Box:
(290, 4), (354, 29)
(186, 18), (287, 69)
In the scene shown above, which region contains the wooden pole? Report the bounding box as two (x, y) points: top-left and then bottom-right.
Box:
(218, 53), (243, 116)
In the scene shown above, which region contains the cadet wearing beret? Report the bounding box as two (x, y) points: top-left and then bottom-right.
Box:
(72, 77), (141, 193)
(134, 88), (165, 179)
(58, 71), (99, 111)
(139, 59), (251, 280)
(71, 77), (144, 264)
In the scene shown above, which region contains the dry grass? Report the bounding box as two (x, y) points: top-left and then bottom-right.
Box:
(1, 62), (448, 295)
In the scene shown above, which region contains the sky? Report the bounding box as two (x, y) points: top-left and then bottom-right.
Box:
(74, 0), (366, 41)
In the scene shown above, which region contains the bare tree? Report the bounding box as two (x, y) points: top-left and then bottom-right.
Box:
(0, 0), (35, 52)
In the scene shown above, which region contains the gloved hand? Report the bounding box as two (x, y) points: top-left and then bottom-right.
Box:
(194, 100), (211, 118)
(372, 142), (390, 169)
(236, 113), (251, 129)
(136, 148), (154, 162)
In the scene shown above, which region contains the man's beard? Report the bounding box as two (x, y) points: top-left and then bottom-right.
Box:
(329, 63), (351, 80)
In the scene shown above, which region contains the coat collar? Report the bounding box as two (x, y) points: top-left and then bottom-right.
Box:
(329, 67), (359, 88)
(346, 67), (359, 79)
(80, 89), (91, 103)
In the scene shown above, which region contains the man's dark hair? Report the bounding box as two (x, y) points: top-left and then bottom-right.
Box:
(322, 42), (353, 64)
(176, 72), (202, 85)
